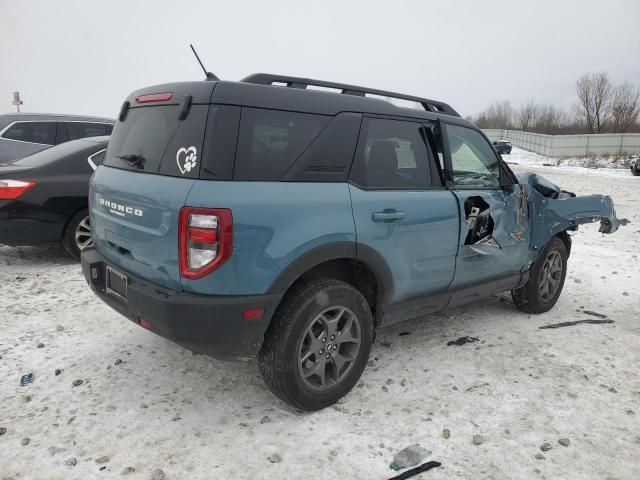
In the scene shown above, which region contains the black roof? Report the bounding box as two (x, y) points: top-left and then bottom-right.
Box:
(124, 74), (474, 128)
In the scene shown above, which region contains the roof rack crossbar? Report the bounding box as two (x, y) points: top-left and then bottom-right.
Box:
(241, 73), (460, 117)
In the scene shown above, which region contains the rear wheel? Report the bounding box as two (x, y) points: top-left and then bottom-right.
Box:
(512, 236), (567, 313)
(259, 278), (373, 411)
(62, 209), (92, 260)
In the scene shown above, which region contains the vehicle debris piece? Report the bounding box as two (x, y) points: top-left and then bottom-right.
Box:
(20, 373), (33, 386)
(387, 461), (442, 479)
(389, 444), (431, 471)
(447, 336), (479, 346)
(559, 438), (570, 447)
(582, 310), (608, 319)
(472, 434), (484, 445)
(465, 382), (490, 392)
(539, 319), (614, 329)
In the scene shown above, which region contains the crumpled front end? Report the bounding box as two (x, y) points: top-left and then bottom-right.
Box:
(517, 173), (628, 260)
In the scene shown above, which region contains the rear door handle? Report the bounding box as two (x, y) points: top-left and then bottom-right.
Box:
(372, 210), (405, 222)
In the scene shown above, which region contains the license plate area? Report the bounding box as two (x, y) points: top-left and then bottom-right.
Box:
(105, 266), (128, 302)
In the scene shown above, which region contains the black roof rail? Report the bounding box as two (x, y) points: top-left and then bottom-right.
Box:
(241, 73), (460, 117)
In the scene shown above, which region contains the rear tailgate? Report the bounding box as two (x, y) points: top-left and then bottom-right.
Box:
(90, 82), (214, 290)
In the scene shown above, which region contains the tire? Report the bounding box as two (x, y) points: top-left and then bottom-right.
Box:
(258, 278), (374, 411)
(62, 209), (92, 260)
(512, 236), (568, 314)
(632, 165), (640, 176)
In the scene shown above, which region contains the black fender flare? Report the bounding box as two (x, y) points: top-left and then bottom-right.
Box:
(267, 242), (394, 304)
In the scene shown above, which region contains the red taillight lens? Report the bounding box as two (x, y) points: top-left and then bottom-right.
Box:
(179, 207), (233, 279)
(0, 180), (36, 200)
(135, 92), (173, 103)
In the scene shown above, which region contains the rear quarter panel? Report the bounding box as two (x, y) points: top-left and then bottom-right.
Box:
(183, 182), (356, 295)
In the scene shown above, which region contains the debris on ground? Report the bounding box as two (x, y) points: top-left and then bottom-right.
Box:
(114, 359), (123, 365)
(0, 427), (6, 436)
(389, 444), (431, 471)
(387, 461), (442, 480)
(398, 332), (411, 336)
(540, 442), (552, 451)
(539, 319), (614, 329)
(21, 437), (30, 446)
(64, 458), (77, 467)
(442, 429), (450, 439)
(150, 468), (166, 480)
(72, 379), (83, 387)
(559, 438), (570, 446)
(380, 340), (393, 348)
(37, 343), (45, 348)
(535, 453), (545, 460)
(447, 336), (479, 346)
(121, 466), (136, 474)
(96, 455), (110, 464)
(260, 416), (271, 424)
(267, 453), (282, 464)
(465, 382), (490, 392)
(582, 310), (608, 319)
(472, 434), (484, 445)
(20, 373), (33, 386)
(55, 369), (62, 376)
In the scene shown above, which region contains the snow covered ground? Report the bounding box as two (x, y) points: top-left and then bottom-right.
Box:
(1, 165), (639, 480)
(505, 147), (638, 179)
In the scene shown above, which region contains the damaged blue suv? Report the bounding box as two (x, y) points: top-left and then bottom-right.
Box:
(81, 74), (625, 410)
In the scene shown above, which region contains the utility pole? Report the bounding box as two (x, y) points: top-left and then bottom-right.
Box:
(12, 91), (23, 112)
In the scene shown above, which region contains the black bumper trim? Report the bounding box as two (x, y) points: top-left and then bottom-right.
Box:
(81, 248), (282, 361)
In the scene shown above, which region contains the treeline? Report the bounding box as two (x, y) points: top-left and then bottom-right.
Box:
(474, 72), (640, 135)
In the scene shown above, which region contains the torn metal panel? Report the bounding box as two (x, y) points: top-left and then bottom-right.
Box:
(518, 173), (627, 264)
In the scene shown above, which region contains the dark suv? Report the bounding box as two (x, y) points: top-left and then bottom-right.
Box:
(81, 74), (624, 410)
(493, 140), (512, 154)
(0, 113), (114, 164)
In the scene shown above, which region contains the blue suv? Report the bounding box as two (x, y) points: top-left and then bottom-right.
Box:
(81, 74), (625, 410)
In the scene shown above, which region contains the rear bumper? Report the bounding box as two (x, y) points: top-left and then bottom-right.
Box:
(81, 248), (282, 361)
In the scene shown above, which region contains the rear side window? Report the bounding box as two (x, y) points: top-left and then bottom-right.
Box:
(350, 118), (434, 189)
(234, 108), (330, 180)
(57, 122), (112, 143)
(1, 121), (56, 145)
(104, 105), (208, 178)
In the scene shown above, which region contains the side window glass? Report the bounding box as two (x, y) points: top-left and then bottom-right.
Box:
(88, 149), (106, 170)
(61, 122), (109, 142)
(447, 125), (500, 188)
(351, 118), (430, 189)
(234, 108), (330, 180)
(1, 122), (56, 145)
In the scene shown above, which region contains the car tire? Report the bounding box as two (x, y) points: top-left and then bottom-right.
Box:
(258, 278), (374, 411)
(512, 236), (568, 314)
(632, 165), (640, 176)
(62, 209), (93, 260)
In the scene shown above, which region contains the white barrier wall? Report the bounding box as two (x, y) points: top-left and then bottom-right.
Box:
(481, 129), (640, 157)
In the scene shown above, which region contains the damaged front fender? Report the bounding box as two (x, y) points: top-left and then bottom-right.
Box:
(518, 173), (628, 258)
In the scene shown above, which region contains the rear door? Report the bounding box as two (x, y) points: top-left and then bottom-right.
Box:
(91, 83), (213, 290)
(349, 116), (460, 316)
(442, 123), (530, 289)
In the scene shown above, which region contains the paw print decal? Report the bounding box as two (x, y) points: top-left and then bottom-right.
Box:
(176, 146), (198, 175)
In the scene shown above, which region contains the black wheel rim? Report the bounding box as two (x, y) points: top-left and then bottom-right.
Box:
(74, 216), (93, 251)
(539, 250), (563, 301)
(297, 306), (362, 392)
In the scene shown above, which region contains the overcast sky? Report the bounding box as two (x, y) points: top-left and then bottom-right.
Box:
(1, 0), (639, 119)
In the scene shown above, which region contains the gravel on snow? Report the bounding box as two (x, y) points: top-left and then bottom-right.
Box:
(0, 156), (639, 479)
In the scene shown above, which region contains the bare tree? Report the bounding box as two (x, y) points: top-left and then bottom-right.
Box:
(516, 99), (536, 131)
(610, 82), (640, 133)
(474, 100), (514, 129)
(574, 72), (613, 133)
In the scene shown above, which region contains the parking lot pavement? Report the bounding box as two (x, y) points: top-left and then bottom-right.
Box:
(1, 165), (639, 480)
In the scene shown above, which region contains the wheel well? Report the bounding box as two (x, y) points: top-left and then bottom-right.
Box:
(289, 259), (381, 326)
(555, 230), (572, 256)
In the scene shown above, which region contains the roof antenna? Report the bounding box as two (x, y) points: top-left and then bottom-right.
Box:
(190, 44), (219, 81)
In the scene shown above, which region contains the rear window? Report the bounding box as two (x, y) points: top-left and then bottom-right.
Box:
(1, 121), (56, 145)
(234, 108), (330, 180)
(104, 105), (208, 178)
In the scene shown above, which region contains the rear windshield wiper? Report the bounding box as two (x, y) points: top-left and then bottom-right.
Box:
(117, 154), (146, 170)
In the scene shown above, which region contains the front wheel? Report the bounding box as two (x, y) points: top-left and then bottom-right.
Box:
(512, 236), (568, 313)
(258, 278), (373, 411)
(62, 209), (92, 260)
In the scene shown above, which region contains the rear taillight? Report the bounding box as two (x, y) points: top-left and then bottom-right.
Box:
(0, 180), (36, 200)
(179, 207), (233, 279)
